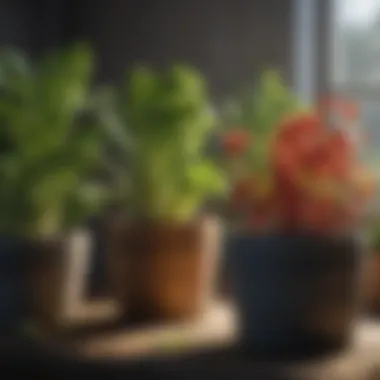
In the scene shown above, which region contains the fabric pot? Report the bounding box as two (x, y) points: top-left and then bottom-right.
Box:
(108, 217), (221, 322)
(226, 232), (363, 358)
(0, 236), (29, 336)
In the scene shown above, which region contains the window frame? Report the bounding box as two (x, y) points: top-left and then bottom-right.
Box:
(292, 0), (318, 104)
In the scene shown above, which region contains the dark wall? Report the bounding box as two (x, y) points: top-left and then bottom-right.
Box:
(92, 0), (293, 97)
(0, 0), (68, 54)
(0, 0), (34, 52)
(0, 0), (293, 98)
(0, 0), (97, 54)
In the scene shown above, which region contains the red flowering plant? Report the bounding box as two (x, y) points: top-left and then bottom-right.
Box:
(220, 72), (374, 235)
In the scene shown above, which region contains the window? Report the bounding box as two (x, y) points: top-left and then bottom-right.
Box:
(331, 0), (380, 165)
(292, 0), (318, 105)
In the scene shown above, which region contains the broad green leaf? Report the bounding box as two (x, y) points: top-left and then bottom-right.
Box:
(0, 45), (109, 237)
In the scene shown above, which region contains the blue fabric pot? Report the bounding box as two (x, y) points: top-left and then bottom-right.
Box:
(226, 233), (363, 357)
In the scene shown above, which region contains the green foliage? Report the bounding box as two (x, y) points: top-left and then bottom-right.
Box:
(0, 44), (109, 238)
(222, 70), (304, 131)
(220, 70), (306, 174)
(112, 64), (225, 222)
(247, 71), (306, 138)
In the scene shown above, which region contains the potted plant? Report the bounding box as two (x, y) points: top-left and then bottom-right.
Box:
(106, 64), (225, 322)
(0, 44), (109, 334)
(221, 71), (374, 357)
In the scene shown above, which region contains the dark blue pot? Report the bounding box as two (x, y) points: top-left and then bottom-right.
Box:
(0, 235), (30, 335)
(226, 233), (363, 358)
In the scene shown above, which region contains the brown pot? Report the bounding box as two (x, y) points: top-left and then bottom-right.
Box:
(364, 253), (380, 315)
(107, 217), (221, 322)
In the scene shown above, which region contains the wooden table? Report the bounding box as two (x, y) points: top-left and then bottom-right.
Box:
(2, 302), (380, 379)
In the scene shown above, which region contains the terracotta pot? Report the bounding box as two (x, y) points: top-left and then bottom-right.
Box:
(107, 217), (221, 322)
(364, 253), (380, 315)
(226, 232), (364, 358)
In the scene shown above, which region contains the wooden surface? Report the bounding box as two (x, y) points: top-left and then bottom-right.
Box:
(68, 302), (380, 379)
(2, 302), (379, 379)
(78, 301), (236, 358)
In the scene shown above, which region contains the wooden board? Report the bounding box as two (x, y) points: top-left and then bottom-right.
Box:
(72, 302), (380, 379)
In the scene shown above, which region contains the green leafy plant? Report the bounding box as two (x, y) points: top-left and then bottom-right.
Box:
(220, 70), (307, 175)
(240, 70), (305, 132)
(219, 71), (374, 233)
(108, 64), (225, 222)
(0, 44), (109, 238)
(217, 70), (306, 208)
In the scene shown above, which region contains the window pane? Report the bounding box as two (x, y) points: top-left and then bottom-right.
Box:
(332, 0), (380, 86)
(356, 99), (380, 164)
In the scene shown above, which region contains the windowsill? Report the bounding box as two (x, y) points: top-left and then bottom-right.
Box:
(78, 300), (236, 359)
(71, 300), (380, 377)
(2, 301), (380, 379)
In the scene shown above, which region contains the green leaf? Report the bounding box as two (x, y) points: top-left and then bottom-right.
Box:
(186, 160), (226, 196)
(117, 65), (222, 222)
(0, 44), (108, 237)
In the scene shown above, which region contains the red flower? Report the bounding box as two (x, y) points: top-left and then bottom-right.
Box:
(278, 114), (322, 137)
(221, 129), (251, 157)
(305, 129), (354, 180)
(326, 130), (354, 177)
(270, 111), (362, 231)
(226, 100), (370, 233)
(274, 113), (325, 185)
(273, 141), (300, 182)
(277, 114), (324, 159)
